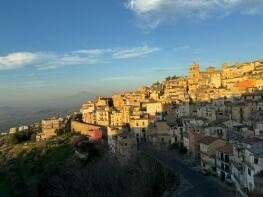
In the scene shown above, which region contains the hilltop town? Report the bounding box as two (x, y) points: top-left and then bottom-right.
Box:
(2, 59), (263, 196)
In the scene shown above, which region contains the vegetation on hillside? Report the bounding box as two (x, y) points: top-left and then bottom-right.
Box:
(8, 129), (34, 144)
(0, 133), (77, 197)
(0, 133), (177, 197)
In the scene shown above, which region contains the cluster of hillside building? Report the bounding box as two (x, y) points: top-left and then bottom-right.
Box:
(4, 59), (263, 196)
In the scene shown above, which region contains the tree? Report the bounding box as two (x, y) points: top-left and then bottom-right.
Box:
(8, 130), (33, 145)
(165, 76), (171, 81)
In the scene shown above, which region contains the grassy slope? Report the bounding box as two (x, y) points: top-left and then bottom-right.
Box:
(0, 134), (74, 197)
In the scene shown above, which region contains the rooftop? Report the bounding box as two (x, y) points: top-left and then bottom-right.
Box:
(240, 137), (263, 145)
(199, 136), (219, 145)
(217, 144), (233, 155)
(248, 146), (263, 158)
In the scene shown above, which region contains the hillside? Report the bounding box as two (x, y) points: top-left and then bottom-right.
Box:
(0, 133), (177, 197)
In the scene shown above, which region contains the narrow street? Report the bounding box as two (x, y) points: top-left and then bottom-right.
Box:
(143, 149), (231, 197)
(168, 158), (229, 197)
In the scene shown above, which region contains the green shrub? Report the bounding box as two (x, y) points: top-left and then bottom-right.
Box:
(8, 130), (33, 145)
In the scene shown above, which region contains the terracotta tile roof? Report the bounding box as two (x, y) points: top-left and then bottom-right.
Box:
(234, 80), (255, 88)
(240, 137), (263, 145)
(199, 136), (218, 145)
(216, 144), (233, 155)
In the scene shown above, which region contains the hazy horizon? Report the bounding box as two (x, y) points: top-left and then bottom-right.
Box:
(1, 0), (263, 104)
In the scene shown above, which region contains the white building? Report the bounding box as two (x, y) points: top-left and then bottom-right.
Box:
(216, 144), (233, 181)
(18, 125), (29, 132)
(231, 137), (263, 196)
(255, 122), (263, 139)
(9, 127), (17, 134)
(244, 145), (263, 193)
(175, 103), (190, 118)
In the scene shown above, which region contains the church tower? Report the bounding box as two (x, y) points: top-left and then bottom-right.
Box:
(189, 62), (200, 78)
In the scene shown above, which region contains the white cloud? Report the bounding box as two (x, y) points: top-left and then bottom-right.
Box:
(126, 0), (263, 30)
(72, 49), (113, 56)
(0, 52), (39, 70)
(112, 46), (160, 59)
(0, 45), (160, 71)
(73, 46), (160, 60)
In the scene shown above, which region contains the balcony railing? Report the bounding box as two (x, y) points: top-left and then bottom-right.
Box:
(232, 173), (242, 185)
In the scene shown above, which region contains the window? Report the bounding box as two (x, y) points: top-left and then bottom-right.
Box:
(248, 168), (251, 176)
(254, 158), (259, 164)
(221, 163), (224, 170)
(225, 155), (229, 163)
(225, 165), (230, 173)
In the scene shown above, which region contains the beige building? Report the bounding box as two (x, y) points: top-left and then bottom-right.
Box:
(80, 101), (96, 124)
(95, 106), (111, 127)
(146, 101), (166, 116)
(163, 77), (189, 102)
(108, 128), (137, 163)
(121, 105), (133, 124)
(9, 127), (17, 134)
(231, 102), (256, 123)
(130, 118), (149, 144)
(37, 117), (60, 141)
(159, 59), (263, 103)
(95, 97), (113, 108)
(112, 93), (125, 109)
(110, 110), (123, 127)
(199, 136), (226, 172)
(148, 121), (171, 147)
(210, 71), (222, 88)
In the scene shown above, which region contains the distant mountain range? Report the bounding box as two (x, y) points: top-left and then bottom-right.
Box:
(0, 91), (97, 132)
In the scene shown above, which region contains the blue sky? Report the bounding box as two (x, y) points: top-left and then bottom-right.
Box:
(0, 0), (263, 103)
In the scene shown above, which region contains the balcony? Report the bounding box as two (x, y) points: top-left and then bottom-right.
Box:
(232, 173), (243, 186)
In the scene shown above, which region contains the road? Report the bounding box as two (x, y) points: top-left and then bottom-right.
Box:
(144, 149), (230, 197)
(169, 158), (229, 197)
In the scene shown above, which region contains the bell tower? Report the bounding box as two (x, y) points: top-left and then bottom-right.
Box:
(189, 62), (200, 78)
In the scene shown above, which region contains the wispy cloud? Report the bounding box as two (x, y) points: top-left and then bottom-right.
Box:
(112, 46), (160, 59)
(73, 46), (160, 60)
(0, 45), (160, 71)
(126, 0), (263, 30)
